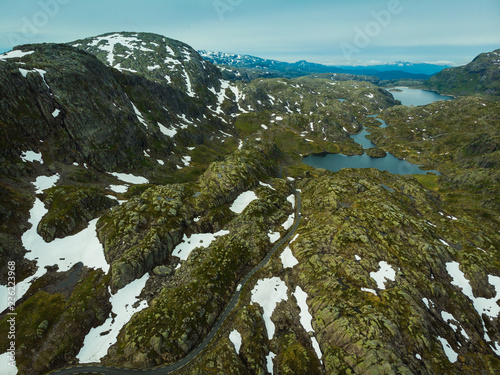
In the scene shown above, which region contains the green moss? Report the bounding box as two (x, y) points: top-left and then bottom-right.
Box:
(276, 334), (322, 375)
(38, 185), (118, 242)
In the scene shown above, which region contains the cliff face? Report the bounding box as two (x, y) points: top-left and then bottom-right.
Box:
(426, 49), (500, 97)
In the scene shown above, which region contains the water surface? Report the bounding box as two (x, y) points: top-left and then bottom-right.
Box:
(390, 87), (453, 106)
(302, 88), (450, 175)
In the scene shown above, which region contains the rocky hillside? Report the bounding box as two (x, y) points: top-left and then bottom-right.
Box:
(425, 49), (500, 97)
(0, 34), (498, 375)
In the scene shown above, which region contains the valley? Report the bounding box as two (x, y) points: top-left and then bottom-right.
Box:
(0, 32), (498, 375)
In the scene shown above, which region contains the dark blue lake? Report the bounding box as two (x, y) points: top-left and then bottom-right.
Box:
(390, 87), (454, 106)
(303, 152), (439, 175)
(303, 89), (450, 175)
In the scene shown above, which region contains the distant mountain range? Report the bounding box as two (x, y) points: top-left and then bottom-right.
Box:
(198, 50), (452, 81)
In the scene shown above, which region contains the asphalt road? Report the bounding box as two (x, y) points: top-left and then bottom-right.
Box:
(47, 189), (302, 375)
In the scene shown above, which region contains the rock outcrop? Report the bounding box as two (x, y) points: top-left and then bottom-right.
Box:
(426, 49), (500, 97)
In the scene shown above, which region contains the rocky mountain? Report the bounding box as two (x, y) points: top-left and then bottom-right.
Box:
(425, 49), (500, 97)
(0, 33), (498, 375)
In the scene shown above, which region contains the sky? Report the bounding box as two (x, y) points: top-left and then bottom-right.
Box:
(0, 0), (499, 66)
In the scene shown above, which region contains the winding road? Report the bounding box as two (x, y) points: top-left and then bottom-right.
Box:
(47, 188), (302, 375)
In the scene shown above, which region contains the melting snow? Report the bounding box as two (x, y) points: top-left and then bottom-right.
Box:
(109, 185), (128, 193)
(266, 352), (276, 374)
(77, 274), (149, 363)
(287, 194), (296, 209)
(281, 213), (295, 230)
(251, 277), (288, 339)
(268, 231), (281, 243)
(230, 191), (258, 214)
(437, 336), (458, 363)
(19, 68), (30, 77)
(182, 70), (196, 97)
(370, 261), (396, 290)
(280, 246), (299, 269)
(259, 181), (275, 190)
(158, 122), (177, 137)
(441, 311), (469, 340)
(229, 330), (242, 354)
(52, 109), (60, 118)
(446, 262), (500, 319)
(0, 197), (109, 312)
(34, 174), (60, 193)
(446, 261), (500, 353)
(0, 353), (16, 375)
(0, 50), (34, 61)
(422, 298), (432, 309)
(109, 172), (149, 185)
(294, 287), (313, 332)
(172, 230), (230, 261)
(311, 337), (323, 362)
(181, 156), (191, 167)
(88, 34), (146, 65)
(21, 151), (43, 164)
(131, 103), (148, 128)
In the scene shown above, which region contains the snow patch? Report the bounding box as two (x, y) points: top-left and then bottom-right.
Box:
(268, 231), (281, 244)
(158, 122), (177, 137)
(109, 172), (149, 185)
(251, 277), (288, 339)
(131, 103), (148, 128)
(441, 311), (469, 340)
(259, 181), (275, 190)
(0, 50), (34, 61)
(21, 151), (43, 164)
(230, 191), (258, 214)
(172, 230), (230, 261)
(0, 353), (17, 374)
(266, 352), (276, 374)
(280, 246), (299, 269)
(229, 330), (242, 354)
(0, 197), (109, 312)
(294, 286), (314, 332)
(77, 274), (149, 363)
(437, 336), (458, 363)
(370, 261), (396, 290)
(311, 337), (323, 362)
(281, 213), (295, 231)
(34, 174), (60, 193)
(109, 185), (128, 194)
(446, 262), (500, 320)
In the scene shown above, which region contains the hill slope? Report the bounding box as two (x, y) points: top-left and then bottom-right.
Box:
(425, 49), (500, 97)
